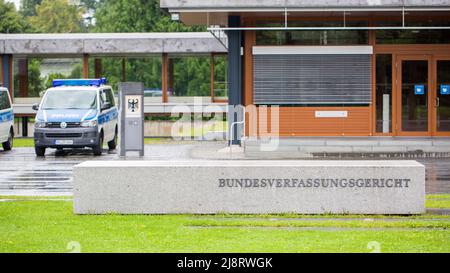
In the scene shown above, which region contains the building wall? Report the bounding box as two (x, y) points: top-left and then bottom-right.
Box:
(241, 15), (450, 137)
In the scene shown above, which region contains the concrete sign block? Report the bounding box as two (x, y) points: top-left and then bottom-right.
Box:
(73, 160), (425, 215)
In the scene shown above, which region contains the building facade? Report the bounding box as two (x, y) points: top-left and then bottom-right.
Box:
(161, 0), (450, 139)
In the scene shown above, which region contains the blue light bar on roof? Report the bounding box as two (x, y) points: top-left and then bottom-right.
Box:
(52, 78), (107, 88)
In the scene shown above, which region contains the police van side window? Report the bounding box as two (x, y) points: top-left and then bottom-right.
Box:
(106, 89), (115, 107)
(0, 91), (11, 110)
(100, 90), (108, 110)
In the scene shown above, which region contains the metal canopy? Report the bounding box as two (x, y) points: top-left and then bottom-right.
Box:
(206, 7), (450, 31)
(208, 26), (450, 31)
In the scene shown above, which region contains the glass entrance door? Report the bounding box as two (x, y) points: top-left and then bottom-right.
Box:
(398, 57), (431, 135)
(435, 59), (450, 135)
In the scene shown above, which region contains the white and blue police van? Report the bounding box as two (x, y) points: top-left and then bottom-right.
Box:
(0, 86), (14, 151)
(33, 78), (118, 156)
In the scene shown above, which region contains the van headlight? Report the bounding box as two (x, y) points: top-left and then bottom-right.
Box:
(35, 121), (47, 128)
(81, 120), (98, 127)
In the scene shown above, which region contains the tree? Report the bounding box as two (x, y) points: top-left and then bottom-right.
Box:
(0, 0), (26, 33)
(81, 0), (104, 11)
(27, 59), (44, 97)
(94, 0), (204, 33)
(28, 0), (85, 33)
(92, 0), (208, 94)
(20, 0), (42, 17)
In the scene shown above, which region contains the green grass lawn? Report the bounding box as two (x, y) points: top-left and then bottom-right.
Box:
(426, 194), (450, 209)
(13, 138), (34, 148)
(0, 195), (449, 253)
(13, 138), (183, 147)
(14, 137), (212, 147)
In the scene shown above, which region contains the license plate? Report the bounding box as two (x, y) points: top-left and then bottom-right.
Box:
(55, 140), (74, 145)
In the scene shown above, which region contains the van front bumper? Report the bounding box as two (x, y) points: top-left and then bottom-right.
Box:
(34, 127), (99, 149)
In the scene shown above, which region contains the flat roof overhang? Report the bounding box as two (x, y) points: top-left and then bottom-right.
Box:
(161, 0), (450, 26)
(0, 33), (227, 56)
(160, 0), (450, 9)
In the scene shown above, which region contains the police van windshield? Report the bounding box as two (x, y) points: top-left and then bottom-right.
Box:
(41, 90), (97, 110)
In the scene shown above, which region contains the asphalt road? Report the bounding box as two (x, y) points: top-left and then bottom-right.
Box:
(0, 144), (449, 196)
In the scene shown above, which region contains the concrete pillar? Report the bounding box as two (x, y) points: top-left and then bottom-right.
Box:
(2, 55), (12, 94)
(22, 117), (29, 137)
(121, 58), (126, 82)
(162, 53), (169, 103)
(94, 59), (102, 78)
(210, 53), (215, 100)
(227, 16), (243, 145)
(18, 58), (28, 97)
(82, 54), (89, 78)
(168, 57), (174, 97)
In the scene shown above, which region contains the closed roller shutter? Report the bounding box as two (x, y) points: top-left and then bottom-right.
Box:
(253, 54), (372, 105)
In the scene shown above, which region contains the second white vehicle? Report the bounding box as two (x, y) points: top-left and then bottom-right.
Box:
(0, 86), (14, 151)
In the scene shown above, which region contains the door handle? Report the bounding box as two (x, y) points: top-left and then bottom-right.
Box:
(436, 97), (440, 108)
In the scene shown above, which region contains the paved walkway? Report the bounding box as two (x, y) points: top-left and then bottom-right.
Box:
(0, 142), (449, 196)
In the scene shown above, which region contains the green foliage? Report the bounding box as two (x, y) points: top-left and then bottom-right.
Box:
(44, 63), (83, 89)
(81, 0), (104, 11)
(94, 0), (204, 33)
(28, 59), (44, 97)
(0, 0), (27, 33)
(11, 0), (227, 99)
(90, 0), (212, 97)
(126, 58), (162, 89)
(14, 58), (84, 97)
(20, 0), (42, 17)
(28, 0), (85, 33)
(173, 57), (211, 96)
(213, 55), (228, 97)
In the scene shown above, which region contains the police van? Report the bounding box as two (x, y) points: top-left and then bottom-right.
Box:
(0, 86), (14, 151)
(33, 79), (118, 156)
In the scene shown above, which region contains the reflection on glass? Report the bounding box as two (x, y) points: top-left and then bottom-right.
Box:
(169, 55), (211, 97)
(376, 13), (450, 44)
(88, 57), (162, 93)
(213, 54), (228, 99)
(13, 58), (82, 98)
(437, 60), (450, 132)
(256, 21), (368, 45)
(376, 55), (392, 133)
(401, 60), (428, 132)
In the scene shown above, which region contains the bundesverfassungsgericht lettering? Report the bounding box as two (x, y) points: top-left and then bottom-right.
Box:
(218, 178), (411, 188)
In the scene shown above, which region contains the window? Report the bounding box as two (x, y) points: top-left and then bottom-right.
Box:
(100, 90), (108, 109)
(253, 54), (372, 105)
(375, 55), (393, 133)
(375, 12), (450, 44)
(213, 54), (228, 100)
(89, 57), (162, 92)
(105, 89), (115, 107)
(256, 21), (369, 46)
(13, 58), (83, 98)
(376, 29), (450, 44)
(41, 90), (97, 110)
(169, 55), (211, 97)
(0, 91), (11, 110)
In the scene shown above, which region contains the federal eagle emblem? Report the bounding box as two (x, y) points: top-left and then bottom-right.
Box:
(128, 98), (139, 113)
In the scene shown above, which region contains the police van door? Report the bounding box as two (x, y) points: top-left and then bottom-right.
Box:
(100, 89), (114, 141)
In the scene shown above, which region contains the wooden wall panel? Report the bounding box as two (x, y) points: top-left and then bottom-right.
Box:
(249, 107), (371, 137)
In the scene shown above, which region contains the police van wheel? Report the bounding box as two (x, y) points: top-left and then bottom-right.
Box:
(2, 129), (13, 151)
(93, 134), (103, 156)
(35, 146), (46, 157)
(108, 127), (118, 150)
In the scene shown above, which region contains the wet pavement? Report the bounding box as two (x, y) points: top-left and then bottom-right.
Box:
(0, 142), (449, 196)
